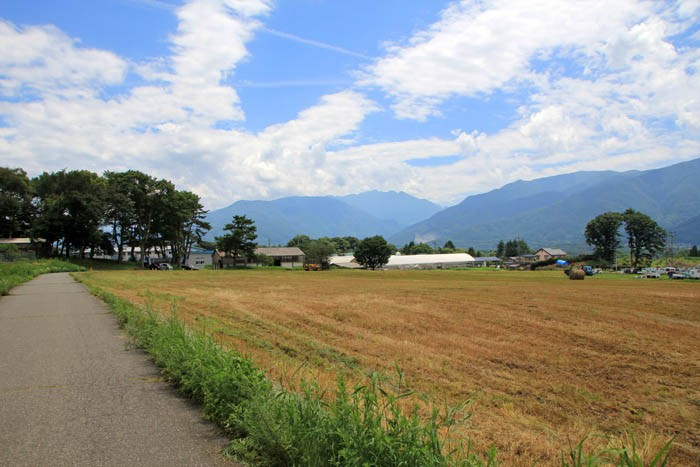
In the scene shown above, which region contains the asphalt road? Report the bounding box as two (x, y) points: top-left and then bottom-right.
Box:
(0, 273), (235, 466)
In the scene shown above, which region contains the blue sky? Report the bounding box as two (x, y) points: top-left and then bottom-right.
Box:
(1, 0), (699, 209)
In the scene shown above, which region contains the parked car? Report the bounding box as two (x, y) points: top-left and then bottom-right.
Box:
(182, 264), (199, 270)
(158, 263), (173, 270)
(641, 268), (661, 278)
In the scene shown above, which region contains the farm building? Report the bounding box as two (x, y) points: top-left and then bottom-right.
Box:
(329, 255), (363, 268)
(212, 247), (305, 269)
(331, 253), (477, 269)
(185, 248), (213, 268)
(385, 253), (475, 269)
(472, 256), (503, 267)
(534, 248), (567, 262)
(255, 247), (305, 267)
(0, 237), (44, 259)
(0, 237), (42, 249)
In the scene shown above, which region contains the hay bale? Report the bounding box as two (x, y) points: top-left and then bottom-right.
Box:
(569, 268), (585, 280)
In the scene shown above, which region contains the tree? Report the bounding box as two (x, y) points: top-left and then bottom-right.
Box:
(104, 170), (171, 266)
(354, 235), (393, 270)
(0, 167), (33, 239)
(287, 234), (311, 248)
(623, 209), (666, 268)
(32, 170), (107, 258)
(443, 240), (455, 250)
(690, 245), (699, 257)
(158, 190), (210, 268)
(302, 238), (336, 267)
(503, 238), (531, 257)
(496, 240), (505, 258)
(216, 215), (257, 266)
(584, 211), (623, 264)
(104, 171), (137, 263)
(400, 241), (433, 255)
(400, 241), (415, 255)
(343, 236), (360, 253)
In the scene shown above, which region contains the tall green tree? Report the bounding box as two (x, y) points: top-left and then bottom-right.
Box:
(496, 240), (505, 258)
(343, 236), (360, 253)
(0, 167), (33, 238)
(128, 172), (172, 266)
(287, 234), (311, 248)
(32, 170), (107, 258)
(623, 208), (666, 268)
(584, 211), (623, 264)
(503, 238), (531, 257)
(104, 171), (139, 263)
(354, 235), (393, 270)
(302, 238), (337, 266)
(690, 245), (698, 257)
(216, 215), (257, 266)
(400, 241), (434, 255)
(158, 189), (210, 267)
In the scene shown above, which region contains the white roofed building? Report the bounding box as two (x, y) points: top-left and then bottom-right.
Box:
(331, 253), (476, 269)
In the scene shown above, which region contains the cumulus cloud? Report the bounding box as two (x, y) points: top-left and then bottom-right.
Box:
(361, 0), (654, 119)
(1, 0), (699, 210)
(0, 20), (127, 98)
(352, 0), (700, 202)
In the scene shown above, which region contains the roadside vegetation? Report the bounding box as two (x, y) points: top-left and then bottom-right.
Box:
(0, 257), (84, 295)
(77, 268), (695, 465)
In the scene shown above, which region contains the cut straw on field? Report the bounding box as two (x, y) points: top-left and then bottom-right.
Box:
(76, 268), (700, 465)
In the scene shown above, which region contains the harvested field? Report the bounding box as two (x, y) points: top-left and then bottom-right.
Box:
(77, 268), (700, 465)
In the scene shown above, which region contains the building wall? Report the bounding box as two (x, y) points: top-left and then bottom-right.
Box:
(534, 249), (566, 262)
(212, 251), (304, 268)
(187, 253), (212, 268)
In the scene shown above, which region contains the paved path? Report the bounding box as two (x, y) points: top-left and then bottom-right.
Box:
(0, 273), (235, 466)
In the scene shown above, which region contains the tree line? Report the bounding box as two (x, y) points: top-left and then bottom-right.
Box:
(1, 167), (209, 266)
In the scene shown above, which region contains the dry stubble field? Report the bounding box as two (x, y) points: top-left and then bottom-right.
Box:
(78, 268), (700, 465)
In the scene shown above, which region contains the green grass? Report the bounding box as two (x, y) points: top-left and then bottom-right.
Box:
(0, 259), (85, 295)
(66, 257), (144, 271)
(562, 434), (676, 467)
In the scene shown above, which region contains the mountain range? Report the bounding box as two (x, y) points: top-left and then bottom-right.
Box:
(205, 157), (700, 251)
(204, 191), (442, 246)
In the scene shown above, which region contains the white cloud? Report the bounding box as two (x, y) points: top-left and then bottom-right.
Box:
(361, 0), (654, 119)
(1, 0), (699, 211)
(165, 0), (271, 123)
(0, 21), (127, 98)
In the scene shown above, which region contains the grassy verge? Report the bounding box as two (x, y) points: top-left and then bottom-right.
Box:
(0, 259), (85, 295)
(84, 284), (497, 466)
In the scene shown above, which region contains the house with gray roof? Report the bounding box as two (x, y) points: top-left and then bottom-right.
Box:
(534, 248), (567, 262)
